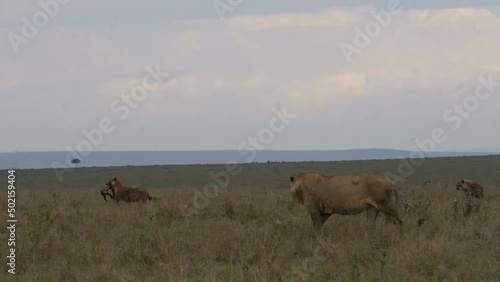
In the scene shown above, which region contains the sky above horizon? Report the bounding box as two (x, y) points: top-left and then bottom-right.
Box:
(1, 0), (500, 153)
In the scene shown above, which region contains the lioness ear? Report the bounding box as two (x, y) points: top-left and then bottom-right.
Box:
(290, 176), (295, 182)
(461, 179), (465, 183)
(114, 177), (118, 180)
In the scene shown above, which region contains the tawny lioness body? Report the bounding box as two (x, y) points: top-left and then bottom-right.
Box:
(290, 172), (403, 230)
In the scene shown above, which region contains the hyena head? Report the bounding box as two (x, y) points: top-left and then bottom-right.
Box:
(456, 179), (471, 192)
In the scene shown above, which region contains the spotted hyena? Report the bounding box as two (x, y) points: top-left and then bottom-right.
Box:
(455, 179), (484, 216)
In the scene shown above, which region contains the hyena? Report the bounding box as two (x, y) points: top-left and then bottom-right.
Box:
(455, 179), (484, 216)
(100, 177), (154, 203)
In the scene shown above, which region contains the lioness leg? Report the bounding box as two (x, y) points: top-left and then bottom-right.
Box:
(378, 206), (403, 234)
(310, 210), (332, 229)
(366, 206), (379, 229)
(383, 210), (402, 226)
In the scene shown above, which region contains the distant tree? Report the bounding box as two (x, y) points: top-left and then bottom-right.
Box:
(71, 158), (81, 168)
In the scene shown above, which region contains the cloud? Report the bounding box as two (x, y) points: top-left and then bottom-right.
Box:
(169, 30), (202, 56)
(0, 79), (20, 89)
(2, 4), (500, 151)
(409, 7), (497, 24)
(228, 8), (359, 31)
(243, 72), (270, 88)
(280, 72), (366, 111)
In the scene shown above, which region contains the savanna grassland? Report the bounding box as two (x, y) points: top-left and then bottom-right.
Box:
(1, 156), (499, 281)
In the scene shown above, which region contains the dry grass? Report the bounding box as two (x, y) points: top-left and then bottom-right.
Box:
(1, 185), (499, 281)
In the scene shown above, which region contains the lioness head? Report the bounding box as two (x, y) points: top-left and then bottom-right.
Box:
(290, 172), (307, 182)
(290, 173), (305, 204)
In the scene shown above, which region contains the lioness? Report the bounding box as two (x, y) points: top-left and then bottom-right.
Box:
(100, 177), (154, 203)
(290, 172), (403, 230)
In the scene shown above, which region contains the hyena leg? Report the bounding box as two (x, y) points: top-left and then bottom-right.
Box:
(464, 194), (473, 216)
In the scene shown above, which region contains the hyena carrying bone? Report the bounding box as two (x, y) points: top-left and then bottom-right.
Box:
(100, 177), (154, 203)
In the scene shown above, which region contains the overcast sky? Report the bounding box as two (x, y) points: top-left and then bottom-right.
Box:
(1, 0), (499, 152)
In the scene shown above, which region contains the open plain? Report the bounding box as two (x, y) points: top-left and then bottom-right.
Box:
(1, 156), (499, 281)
